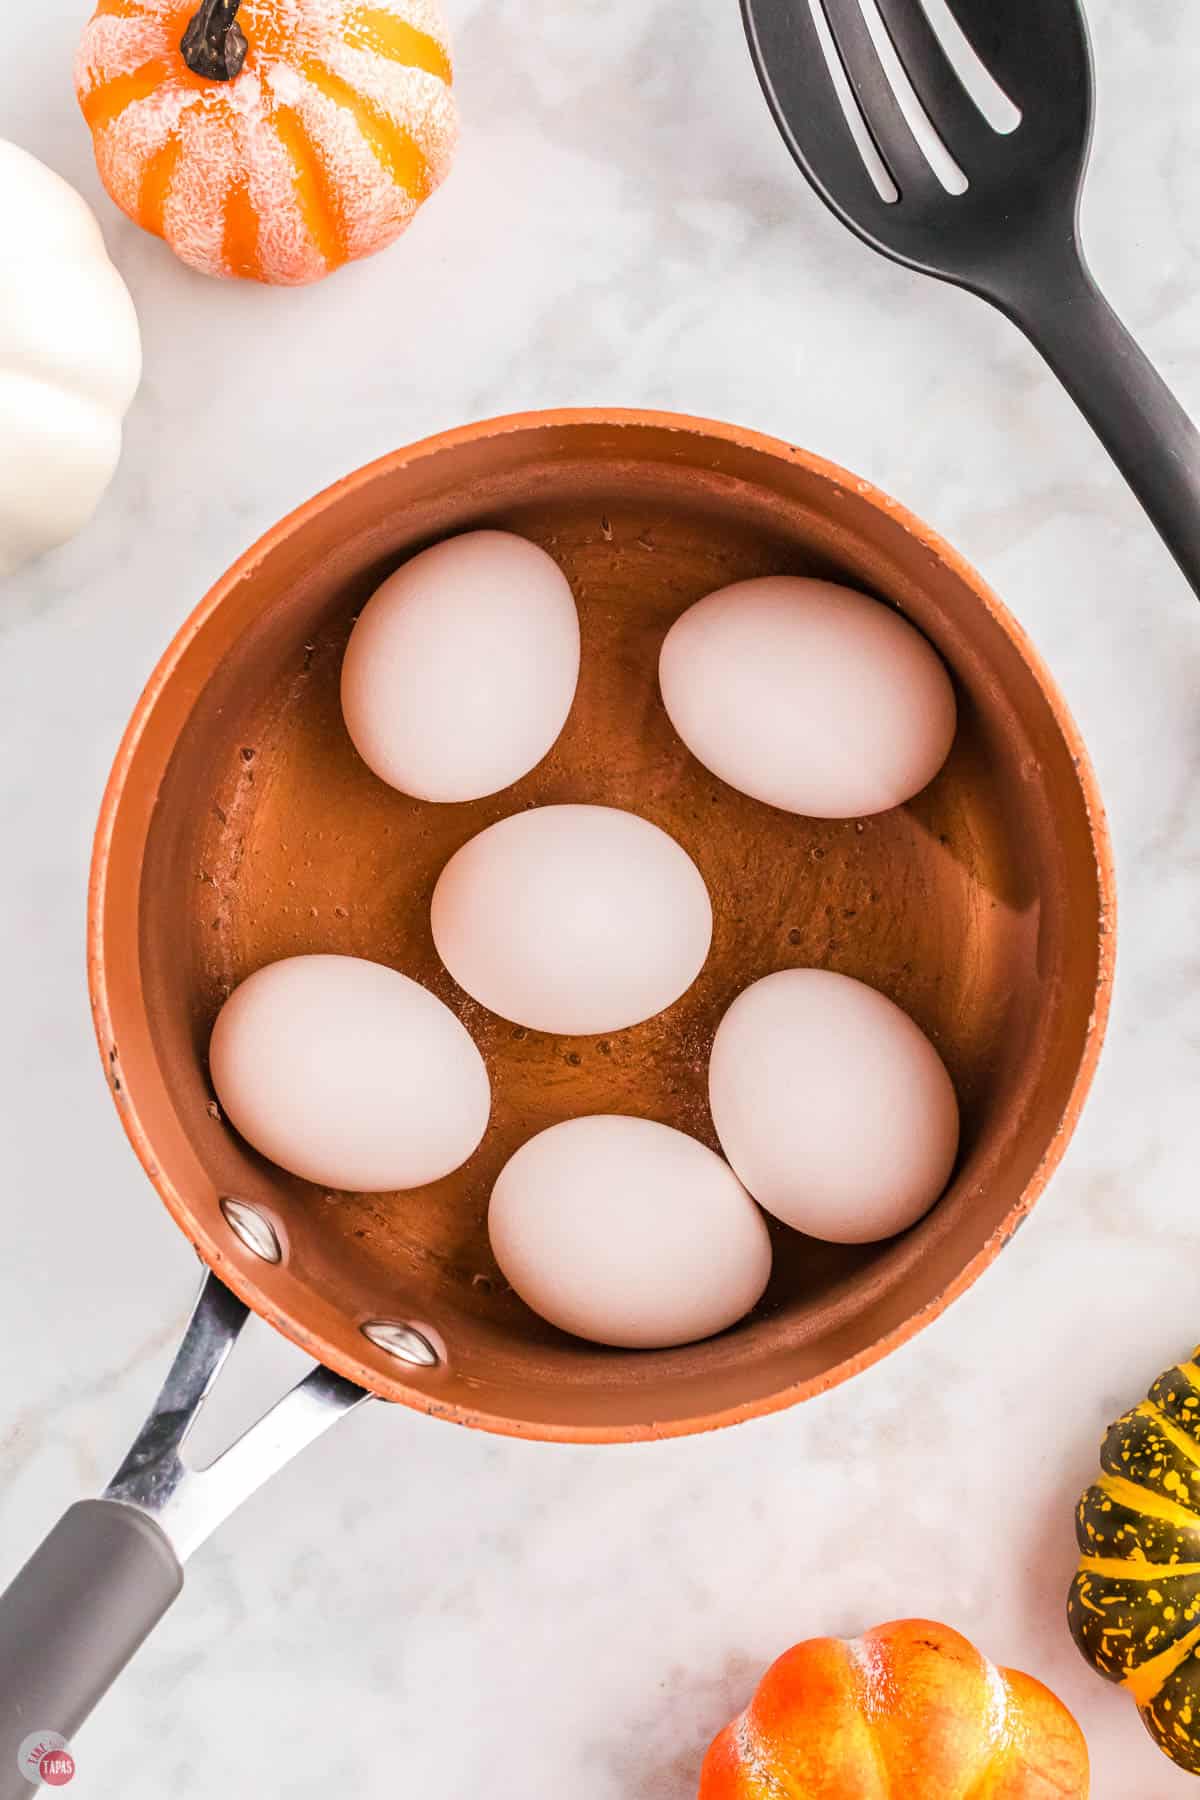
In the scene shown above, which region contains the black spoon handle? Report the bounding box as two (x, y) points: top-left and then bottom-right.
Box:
(997, 247), (1200, 602)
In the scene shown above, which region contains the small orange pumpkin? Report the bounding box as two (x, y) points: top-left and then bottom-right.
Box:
(699, 1620), (1089, 1799)
(75, 0), (457, 285)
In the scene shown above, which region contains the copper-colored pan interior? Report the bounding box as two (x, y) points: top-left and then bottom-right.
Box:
(89, 413), (1113, 1441)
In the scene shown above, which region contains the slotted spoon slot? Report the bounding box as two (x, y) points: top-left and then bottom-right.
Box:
(806, 0), (899, 202)
(853, 0), (968, 194)
(819, 0), (961, 202)
(917, 0), (1022, 133)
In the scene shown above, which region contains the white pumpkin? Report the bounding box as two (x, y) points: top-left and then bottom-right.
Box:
(0, 140), (141, 578)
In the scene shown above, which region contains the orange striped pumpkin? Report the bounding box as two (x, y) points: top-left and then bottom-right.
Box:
(75, 0), (457, 284)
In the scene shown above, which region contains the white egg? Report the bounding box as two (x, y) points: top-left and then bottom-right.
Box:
(431, 804), (712, 1035)
(209, 955), (490, 1192)
(708, 969), (959, 1244)
(340, 530), (580, 803)
(489, 1115), (772, 1349)
(659, 576), (957, 818)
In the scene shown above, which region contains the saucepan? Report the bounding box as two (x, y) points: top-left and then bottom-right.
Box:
(0, 410), (1113, 1790)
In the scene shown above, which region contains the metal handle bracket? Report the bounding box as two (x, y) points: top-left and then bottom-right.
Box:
(104, 1270), (371, 1561)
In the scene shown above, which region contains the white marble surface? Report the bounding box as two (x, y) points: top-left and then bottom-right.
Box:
(4, 1), (1200, 1793)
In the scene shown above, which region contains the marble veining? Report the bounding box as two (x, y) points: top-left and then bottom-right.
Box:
(4, 0), (1200, 1792)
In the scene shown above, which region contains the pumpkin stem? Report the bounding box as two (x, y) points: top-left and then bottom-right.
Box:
(181, 0), (248, 81)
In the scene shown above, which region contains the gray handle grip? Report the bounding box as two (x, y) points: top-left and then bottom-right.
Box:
(0, 1500), (182, 1796)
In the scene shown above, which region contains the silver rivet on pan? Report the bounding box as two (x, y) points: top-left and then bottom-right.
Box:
(220, 1197), (283, 1264)
(361, 1319), (441, 1368)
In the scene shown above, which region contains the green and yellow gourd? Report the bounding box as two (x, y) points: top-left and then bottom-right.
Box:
(1070, 1352), (1200, 1773)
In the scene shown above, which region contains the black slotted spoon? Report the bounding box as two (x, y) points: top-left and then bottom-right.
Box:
(742, 0), (1200, 599)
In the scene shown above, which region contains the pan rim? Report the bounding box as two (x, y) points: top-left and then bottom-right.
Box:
(86, 406), (1116, 1443)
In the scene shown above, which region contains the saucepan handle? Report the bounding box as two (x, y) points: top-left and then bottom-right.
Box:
(0, 1271), (371, 1792)
(0, 1500), (182, 1799)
